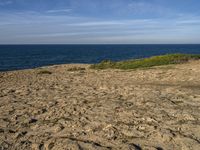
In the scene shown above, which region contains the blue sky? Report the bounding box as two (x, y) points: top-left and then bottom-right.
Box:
(0, 0), (200, 44)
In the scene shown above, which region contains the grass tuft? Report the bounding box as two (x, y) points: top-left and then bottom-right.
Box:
(67, 67), (86, 71)
(37, 70), (52, 75)
(90, 54), (200, 70)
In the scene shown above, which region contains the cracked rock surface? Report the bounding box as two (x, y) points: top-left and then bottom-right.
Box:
(0, 61), (200, 150)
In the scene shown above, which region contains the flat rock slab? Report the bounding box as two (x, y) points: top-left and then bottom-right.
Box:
(0, 62), (200, 150)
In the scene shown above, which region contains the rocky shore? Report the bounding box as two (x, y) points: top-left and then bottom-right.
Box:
(0, 61), (200, 150)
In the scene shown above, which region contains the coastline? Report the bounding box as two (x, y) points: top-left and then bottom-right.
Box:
(0, 60), (200, 149)
(1, 44), (200, 72)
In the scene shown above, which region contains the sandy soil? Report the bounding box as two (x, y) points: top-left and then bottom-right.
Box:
(0, 61), (200, 150)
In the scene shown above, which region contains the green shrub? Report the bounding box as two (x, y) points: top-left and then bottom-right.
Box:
(90, 54), (200, 70)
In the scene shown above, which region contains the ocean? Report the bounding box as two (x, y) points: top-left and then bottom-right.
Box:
(0, 44), (200, 71)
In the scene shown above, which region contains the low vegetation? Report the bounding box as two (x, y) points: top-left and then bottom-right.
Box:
(90, 54), (200, 70)
(67, 67), (86, 71)
(37, 70), (52, 75)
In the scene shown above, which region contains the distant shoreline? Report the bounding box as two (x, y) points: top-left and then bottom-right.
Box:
(1, 53), (200, 72)
(1, 44), (200, 71)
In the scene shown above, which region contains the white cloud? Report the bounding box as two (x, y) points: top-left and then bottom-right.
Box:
(176, 19), (200, 25)
(68, 21), (125, 26)
(0, 8), (200, 44)
(46, 9), (72, 13)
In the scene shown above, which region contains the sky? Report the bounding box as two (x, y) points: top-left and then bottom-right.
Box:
(0, 0), (200, 44)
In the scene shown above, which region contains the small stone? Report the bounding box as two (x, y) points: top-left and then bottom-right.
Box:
(137, 126), (146, 131)
(29, 118), (38, 124)
(103, 124), (118, 140)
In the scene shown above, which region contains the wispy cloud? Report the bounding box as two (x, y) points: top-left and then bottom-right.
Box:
(0, 0), (200, 44)
(128, 1), (155, 12)
(68, 21), (125, 26)
(176, 19), (200, 25)
(46, 9), (72, 13)
(1, 12), (199, 42)
(127, 1), (173, 17)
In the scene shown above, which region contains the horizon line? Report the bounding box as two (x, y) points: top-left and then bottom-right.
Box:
(1, 43), (200, 45)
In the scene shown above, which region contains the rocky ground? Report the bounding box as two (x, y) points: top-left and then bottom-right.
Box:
(0, 61), (200, 150)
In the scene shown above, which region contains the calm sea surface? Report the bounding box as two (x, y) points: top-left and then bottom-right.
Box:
(0, 44), (200, 71)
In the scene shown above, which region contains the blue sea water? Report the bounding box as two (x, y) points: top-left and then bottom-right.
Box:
(0, 44), (200, 71)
